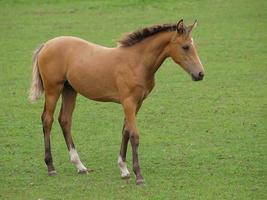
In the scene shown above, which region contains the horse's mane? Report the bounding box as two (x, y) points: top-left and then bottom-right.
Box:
(118, 23), (177, 47)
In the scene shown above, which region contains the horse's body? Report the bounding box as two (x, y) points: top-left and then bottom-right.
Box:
(30, 20), (204, 184)
(37, 36), (155, 103)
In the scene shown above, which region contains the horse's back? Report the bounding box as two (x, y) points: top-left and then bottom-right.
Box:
(40, 36), (96, 63)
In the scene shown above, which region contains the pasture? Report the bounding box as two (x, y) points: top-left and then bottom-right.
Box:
(0, 0), (266, 199)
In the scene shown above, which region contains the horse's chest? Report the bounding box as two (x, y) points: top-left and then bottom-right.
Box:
(142, 79), (155, 99)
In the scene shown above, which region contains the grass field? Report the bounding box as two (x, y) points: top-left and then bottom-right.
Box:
(0, 0), (266, 199)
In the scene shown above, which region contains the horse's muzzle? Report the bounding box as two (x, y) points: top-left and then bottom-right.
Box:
(191, 72), (204, 81)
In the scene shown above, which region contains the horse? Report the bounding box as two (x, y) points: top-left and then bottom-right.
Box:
(29, 19), (204, 185)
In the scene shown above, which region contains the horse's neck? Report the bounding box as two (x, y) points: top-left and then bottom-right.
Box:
(133, 32), (172, 77)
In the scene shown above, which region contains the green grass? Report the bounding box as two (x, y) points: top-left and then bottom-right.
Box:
(0, 0), (266, 199)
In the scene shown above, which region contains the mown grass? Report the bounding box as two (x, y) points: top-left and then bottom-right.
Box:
(0, 0), (266, 199)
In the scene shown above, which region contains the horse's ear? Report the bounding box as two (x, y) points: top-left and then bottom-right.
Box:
(176, 19), (185, 35)
(188, 20), (197, 33)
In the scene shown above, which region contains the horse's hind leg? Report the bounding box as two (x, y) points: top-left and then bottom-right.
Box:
(42, 86), (62, 176)
(58, 83), (88, 174)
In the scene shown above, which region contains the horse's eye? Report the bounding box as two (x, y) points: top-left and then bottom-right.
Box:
(182, 45), (189, 51)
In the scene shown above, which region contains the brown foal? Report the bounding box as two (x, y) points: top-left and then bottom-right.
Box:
(29, 19), (204, 185)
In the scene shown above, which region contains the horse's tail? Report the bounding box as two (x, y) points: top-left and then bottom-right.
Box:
(29, 44), (44, 102)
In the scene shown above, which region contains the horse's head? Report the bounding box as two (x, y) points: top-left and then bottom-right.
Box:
(169, 19), (204, 81)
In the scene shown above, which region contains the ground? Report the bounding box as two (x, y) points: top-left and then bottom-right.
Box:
(0, 0), (266, 199)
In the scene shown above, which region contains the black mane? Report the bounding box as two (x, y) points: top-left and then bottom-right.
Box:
(118, 23), (177, 47)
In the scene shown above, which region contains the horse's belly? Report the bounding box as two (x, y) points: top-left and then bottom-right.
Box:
(78, 87), (120, 103)
(67, 68), (120, 103)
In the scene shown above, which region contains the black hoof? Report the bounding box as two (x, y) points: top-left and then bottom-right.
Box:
(78, 169), (89, 174)
(136, 179), (145, 185)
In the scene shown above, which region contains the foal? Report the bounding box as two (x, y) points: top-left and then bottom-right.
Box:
(29, 19), (204, 184)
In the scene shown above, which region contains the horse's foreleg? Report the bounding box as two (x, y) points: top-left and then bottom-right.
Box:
(42, 90), (61, 176)
(58, 85), (88, 174)
(118, 119), (130, 179)
(122, 98), (144, 185)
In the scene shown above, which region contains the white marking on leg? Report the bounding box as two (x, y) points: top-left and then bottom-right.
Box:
(118, 155), (130, 178)
(69, 148), (87, 173)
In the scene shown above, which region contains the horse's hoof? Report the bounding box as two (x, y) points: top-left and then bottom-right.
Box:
(121, 173), (130, 179)
(136, 179), (145, 185)
(48, 170), (57, 176)
(78, 169), (88, 174)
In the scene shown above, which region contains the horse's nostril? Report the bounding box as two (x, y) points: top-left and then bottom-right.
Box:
(199, 72), (204, 78)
